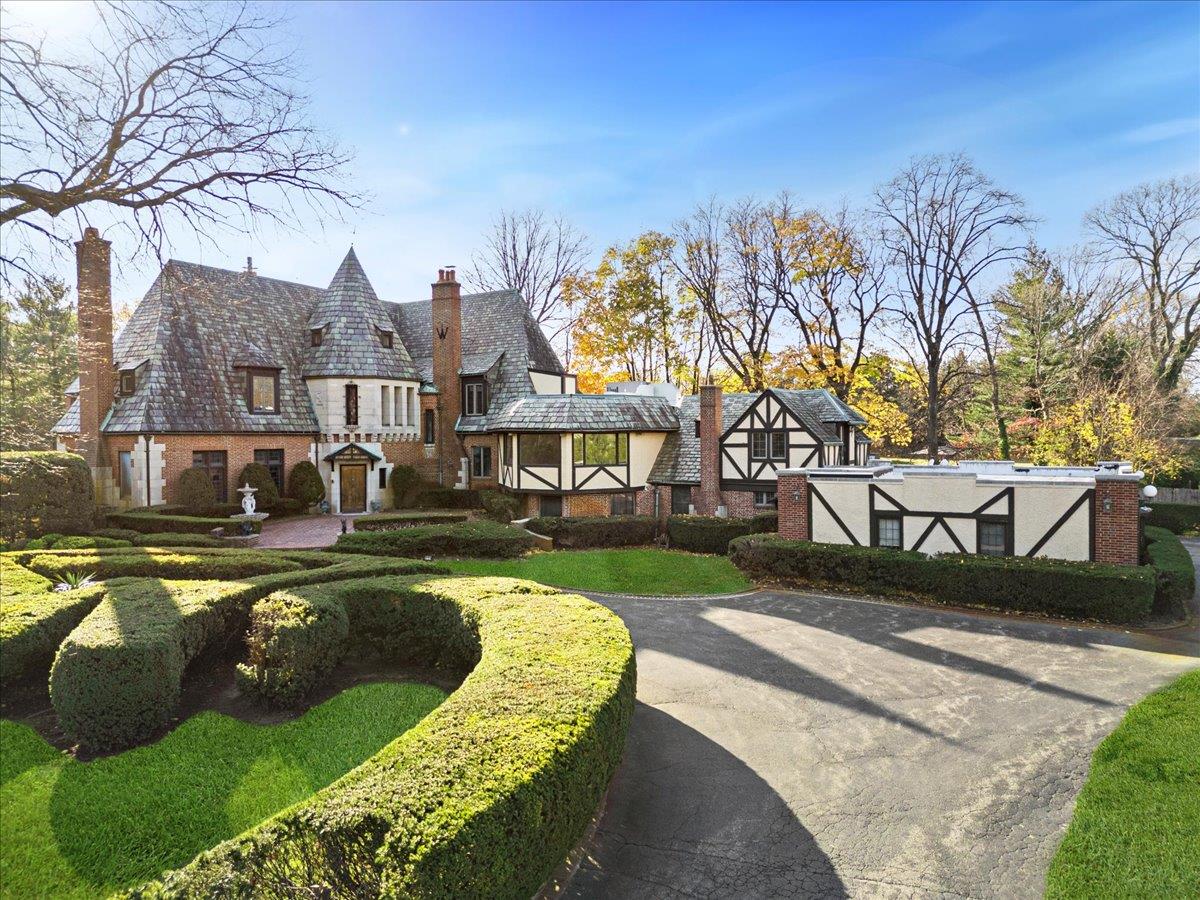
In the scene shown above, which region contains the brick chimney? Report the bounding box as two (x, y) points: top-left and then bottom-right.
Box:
(431, 267), (463, 485)
(75, 227), (114, 468)
(697, 383), (722, 515)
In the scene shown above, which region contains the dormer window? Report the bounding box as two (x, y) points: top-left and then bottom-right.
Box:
(311, 328), (323, 347)
(463, 378), (487, 416)
(378, 328), (393, 349)
(119, 370), (136, 396)
(247, 368), (280, 414)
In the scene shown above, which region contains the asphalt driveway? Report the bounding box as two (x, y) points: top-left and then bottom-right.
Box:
(568, 588), (1198, 899)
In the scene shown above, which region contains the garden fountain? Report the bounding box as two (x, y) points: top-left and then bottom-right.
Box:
(229, 482), (269, 542)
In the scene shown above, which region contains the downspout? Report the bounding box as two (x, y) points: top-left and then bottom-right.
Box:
(144, 434), (152, 508)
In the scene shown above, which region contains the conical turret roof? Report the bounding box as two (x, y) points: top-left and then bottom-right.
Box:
(303, 248), (419, 379)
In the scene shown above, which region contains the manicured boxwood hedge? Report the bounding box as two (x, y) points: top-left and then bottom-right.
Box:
(527, 515), (659, 549)
(107, 509), (261, 535)
(128, 574), (636, 900)
(236, 588), (349, 706)
(48, 556), (449, 750)
(414, 487), (482, 509)
(1144, 502), (1200, 535)
(131, 532), (225, 548)
(667, 512), (777, 554)
(0, 451), (94, 540)
(18, 548), (303, 583)
(1144, 526), (1195, 620)
(729, 535), (1156, 624)
(353, 510), (469, 532)
(333, 520), (534, 558)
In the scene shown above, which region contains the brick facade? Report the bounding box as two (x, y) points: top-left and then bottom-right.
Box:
(76, 228), (114, 468)
(431, 269), (463, 485)
(154, 433), (316, 504)
(697, 383), (722, 515)
(462, 434), (500, 490)
(1092, 477), (1140, 566)
(776, 472), (810, 541)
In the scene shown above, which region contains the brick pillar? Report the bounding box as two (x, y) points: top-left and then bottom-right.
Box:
(431, 268), (463, 485)
(76, 227), (114, 469)
(1093, 477), (1140, 565)
(777, 472), (810, 541)
(697, 383), (722, 515)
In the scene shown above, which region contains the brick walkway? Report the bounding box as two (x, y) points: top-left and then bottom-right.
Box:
(256, 514), (354, 549)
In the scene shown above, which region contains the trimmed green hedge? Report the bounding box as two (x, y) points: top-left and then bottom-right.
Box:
(128, 574), (636, 899)
(729, 536), (1155, 624)
(667, 512), (776, 554)
(48, 557), (449, 750)
(1144, 502), (1200, 535)
(333, 520), (534, 558)
(1144, 526), (1195, 620)
(414, 487), (482, 509)
(527, 515), (659, 549)
(132, 532), (225, 548)
(107, 509), (261, 535)
(354, 510), (469, 532)
(93, 528), (142, 542)
(480, 489), (520, 522)
(0, 451), (95, 541)
(236, 588), (349, 706)
(18, 548), (303, 583)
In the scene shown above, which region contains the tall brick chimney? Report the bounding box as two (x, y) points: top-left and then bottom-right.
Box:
(431, 267), (463, 485)
(697, 382), (722, 515)
(75, 227), (114, 468)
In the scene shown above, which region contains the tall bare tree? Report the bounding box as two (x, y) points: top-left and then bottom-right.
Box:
(0, 1), (359, 282)
(1085, 175), (1200, 391)
(466, 208), (589, 350)
(674, 196), (790, 390)
(875, 154), (1031, 459)
(777, 205), (890, 400)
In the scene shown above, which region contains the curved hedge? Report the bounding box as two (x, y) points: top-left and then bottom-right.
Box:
(1144, 526), (1195, 620)
(354, 510), (469, 531)
(107, 510), (262, 535)
(127, 574), (636, 899)
(1144, 502), (1200, 535)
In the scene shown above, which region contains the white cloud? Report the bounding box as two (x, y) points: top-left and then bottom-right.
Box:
(1119, 117), (1200, 145)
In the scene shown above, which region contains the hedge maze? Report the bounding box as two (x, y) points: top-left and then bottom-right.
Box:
(1, 547), (636, 898)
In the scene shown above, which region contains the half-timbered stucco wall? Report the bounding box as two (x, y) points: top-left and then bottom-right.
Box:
(719, 391), (829, 488)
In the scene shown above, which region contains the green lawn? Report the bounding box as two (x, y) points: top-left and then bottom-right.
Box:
(1046, 668), (1200, 898)
(443, 548), (751, 595)
(0, 681), (445, 898)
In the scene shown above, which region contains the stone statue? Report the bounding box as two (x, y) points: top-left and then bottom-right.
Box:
(240, 483), (257, 516)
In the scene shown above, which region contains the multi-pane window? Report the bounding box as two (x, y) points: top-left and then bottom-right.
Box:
(671, 485), (692, 515)
(118, 451), (133, 499)
(750, 431), (785, 460)
(978, 521), (1009, 557)
(874, 515), (902, 549)
(344, 384), (359, 426)
(423, 409), (435, 444)
(247, 369), (278, 414)
(753, 490), (777, 509)
(770, 431), (786, 460)
(254, 448), (284, 493)
(192, 450), (228, 502)
(572, 432), (628, 466)
(521, 433), (560, 467)
(464, 379), (486, 416)
(610, 492), (637, 515)
(471, 445), (492, 477)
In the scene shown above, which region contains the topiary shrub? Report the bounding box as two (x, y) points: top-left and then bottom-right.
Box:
(389, 464), (423, 508)
(237, 462), (280, 509)
(527, 515), (658, 549)
(480, 489), (520, 522)
(177, 467), (216, 515)
(1144, 526), (1195, 621)
(236, 589), (349, 706)
(0, 451), (94, 541)
(287, 460), (325, 508)
(667, 514), (760, 554)
(333, 520), (534, 558)
(729, 535), (1156, 624)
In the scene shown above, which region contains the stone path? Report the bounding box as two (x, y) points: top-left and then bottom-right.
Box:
(568, 587), (1198, 899)
(255, 514), (353, 549)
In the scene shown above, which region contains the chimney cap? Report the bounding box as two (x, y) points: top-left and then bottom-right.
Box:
(83, 226), (101, 239)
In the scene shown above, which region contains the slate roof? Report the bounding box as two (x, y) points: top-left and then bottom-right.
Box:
(647, 393), (758, 484)
(304, 249), (419, 380)
(54, 254), (564, 436)
(486, 394), (679, 433)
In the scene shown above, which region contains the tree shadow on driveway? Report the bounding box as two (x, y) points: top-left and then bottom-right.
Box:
(567, 702), (847, 899)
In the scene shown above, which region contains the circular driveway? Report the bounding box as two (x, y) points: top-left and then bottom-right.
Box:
(567, 589), (1198, 899)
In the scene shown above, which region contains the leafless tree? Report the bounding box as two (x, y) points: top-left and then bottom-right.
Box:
(875, 154), (1031, 459)
(674, 196), (790, 391)
(0, 1), (360, 283)
(777, 205), (891, 400)
(1085, 175), (1200, 391)
(466, 208), (590, 347)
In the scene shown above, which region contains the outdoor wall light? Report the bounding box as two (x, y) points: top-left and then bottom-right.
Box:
(1102, 497), (1113, 513)
(793, 491), (801, 501)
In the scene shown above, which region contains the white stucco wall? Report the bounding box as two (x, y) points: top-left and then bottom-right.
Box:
(499, 430), (666, 494)
(720, 393), (825, 483)
(307, 377), (421, 435)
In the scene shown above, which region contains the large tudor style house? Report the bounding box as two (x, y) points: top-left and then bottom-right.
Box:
(55, 228), (870, 519)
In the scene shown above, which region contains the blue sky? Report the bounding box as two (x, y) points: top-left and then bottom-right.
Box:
(10, 0), (1200, 302)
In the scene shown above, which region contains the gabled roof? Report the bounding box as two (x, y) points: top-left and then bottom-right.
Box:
(304, 249), (419, 380)
(486, 394), (679, 433)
